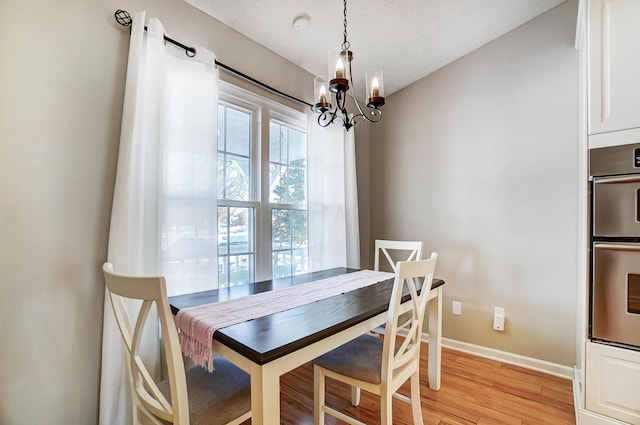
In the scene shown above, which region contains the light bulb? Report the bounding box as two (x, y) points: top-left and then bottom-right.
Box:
(335, 58), (344, 79)
(371, 77), (380, 97)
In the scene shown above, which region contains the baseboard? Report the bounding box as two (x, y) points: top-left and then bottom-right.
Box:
(578, 409), (629, 425)
(435, 337), (574, 380)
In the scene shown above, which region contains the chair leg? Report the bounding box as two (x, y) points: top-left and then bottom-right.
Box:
(314, 365), (325, 425)
(410, 371), (424, 425)
(381, 387), (393, 425)
(351, 386), (361, 406)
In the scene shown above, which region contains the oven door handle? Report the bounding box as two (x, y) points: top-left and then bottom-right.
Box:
(594, 175), (640, 184)
(594, 243), (640, 251)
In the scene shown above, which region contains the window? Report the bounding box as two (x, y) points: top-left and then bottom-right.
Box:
(217, 83), (308, 287)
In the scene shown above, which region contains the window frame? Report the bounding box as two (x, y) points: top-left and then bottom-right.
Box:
(218, 81), (309, 284)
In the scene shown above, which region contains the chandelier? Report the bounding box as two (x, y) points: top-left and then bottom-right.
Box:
(312, 0), (385, 131)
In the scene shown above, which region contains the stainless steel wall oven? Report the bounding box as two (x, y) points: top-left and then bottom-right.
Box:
(590, 143), (640, 349)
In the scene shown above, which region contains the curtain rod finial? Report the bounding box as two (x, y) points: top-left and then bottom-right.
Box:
(114, 9), (133, 27)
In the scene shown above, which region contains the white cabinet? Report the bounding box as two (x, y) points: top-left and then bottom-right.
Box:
(588, 0), (640, 137)
(581, 1), (640, 423)
(586, 342), (640, 424)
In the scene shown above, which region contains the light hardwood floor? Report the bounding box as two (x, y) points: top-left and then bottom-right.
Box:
(259, 345), (575, 425)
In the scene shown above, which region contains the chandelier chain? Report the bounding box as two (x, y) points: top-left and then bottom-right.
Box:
(342, 0), (350, 50)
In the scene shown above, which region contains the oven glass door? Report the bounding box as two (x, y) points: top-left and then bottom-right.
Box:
(592, 243), (640, 348)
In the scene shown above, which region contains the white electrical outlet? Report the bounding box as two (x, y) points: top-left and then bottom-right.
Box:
(493, 307), (505, 331)
(452, 301), (462, 316)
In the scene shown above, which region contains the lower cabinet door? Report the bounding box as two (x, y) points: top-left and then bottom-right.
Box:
(586, 342), (640, 424)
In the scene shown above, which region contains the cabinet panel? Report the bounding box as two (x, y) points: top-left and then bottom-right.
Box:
(586, 342), (640, 423)
(589, 0), (640, 135)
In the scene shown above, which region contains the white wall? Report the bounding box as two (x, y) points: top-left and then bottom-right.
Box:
(370, 0), (579, 366)
(0, 1), (312, 423)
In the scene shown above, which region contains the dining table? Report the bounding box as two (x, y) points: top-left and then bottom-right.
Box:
(169, 267), (445, 425)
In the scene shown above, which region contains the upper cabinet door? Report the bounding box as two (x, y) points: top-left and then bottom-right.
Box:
(589, 0), (640, 135)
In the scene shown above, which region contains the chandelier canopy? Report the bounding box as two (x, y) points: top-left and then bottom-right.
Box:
(312, 0), (385, 131)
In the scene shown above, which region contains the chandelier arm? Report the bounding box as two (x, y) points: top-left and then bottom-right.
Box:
(350, 89), (370, 120)
(318, 109), (338, 127)
(318, 113), (333, 128)
(319, 104), (355, 128)
(347, 112), (362, 127)
(345, 59), (382, 124)
(338, 91), (382, 124)
(350, 101), (383, 125)
(359, 108), (383, 124)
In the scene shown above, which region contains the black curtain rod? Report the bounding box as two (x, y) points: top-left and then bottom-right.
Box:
(114, 10), (313, 109)
(213, 61), (313, 108)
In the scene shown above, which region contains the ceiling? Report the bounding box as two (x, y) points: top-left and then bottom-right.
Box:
(183, 0), (566, 97)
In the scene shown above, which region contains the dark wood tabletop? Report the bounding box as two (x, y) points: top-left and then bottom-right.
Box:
(169, 267), (444, 365)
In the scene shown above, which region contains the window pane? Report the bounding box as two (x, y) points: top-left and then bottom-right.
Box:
(223, 155), (250, 201)
(269, 122), (286, 164)
(218, 256), (228, 286)
(229, 207), (252, 252)
(229, 224), (249, 254)
(291, 210), (308, 248)
(272, 251), (292, 278)
(225, 107), (250, 156)
(272, 209), (291, 250)
(227, 254), (254, 286)
(292, 248), (309, 275)
(269, 163), (286, 204)
(219, 103), (252, 201)
(287, 165), (306, 206)
(289, 127), (305, 162)
(269, 121), (306, 205)
(218, 206), (255, 287)
(272, 209), (308, 278)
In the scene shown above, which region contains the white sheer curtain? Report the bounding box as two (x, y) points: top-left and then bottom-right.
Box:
(99, 11), (218, 425)
(308, 118), (361, 270)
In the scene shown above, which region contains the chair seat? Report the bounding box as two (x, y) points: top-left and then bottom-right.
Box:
(313, 334), (384, 385)
(158, 357), (251, 425)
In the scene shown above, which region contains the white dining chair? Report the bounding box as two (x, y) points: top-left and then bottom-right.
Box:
(313, 253), (438, 425)
(103, 262), (251, 425)
(359, 239), (426, 404)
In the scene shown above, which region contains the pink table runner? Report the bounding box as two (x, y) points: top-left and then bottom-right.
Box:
(175, 269), (394, 371)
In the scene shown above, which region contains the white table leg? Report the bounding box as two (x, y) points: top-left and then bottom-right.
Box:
(427, 286), (442, 390)
(250, 362), (281, 425)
